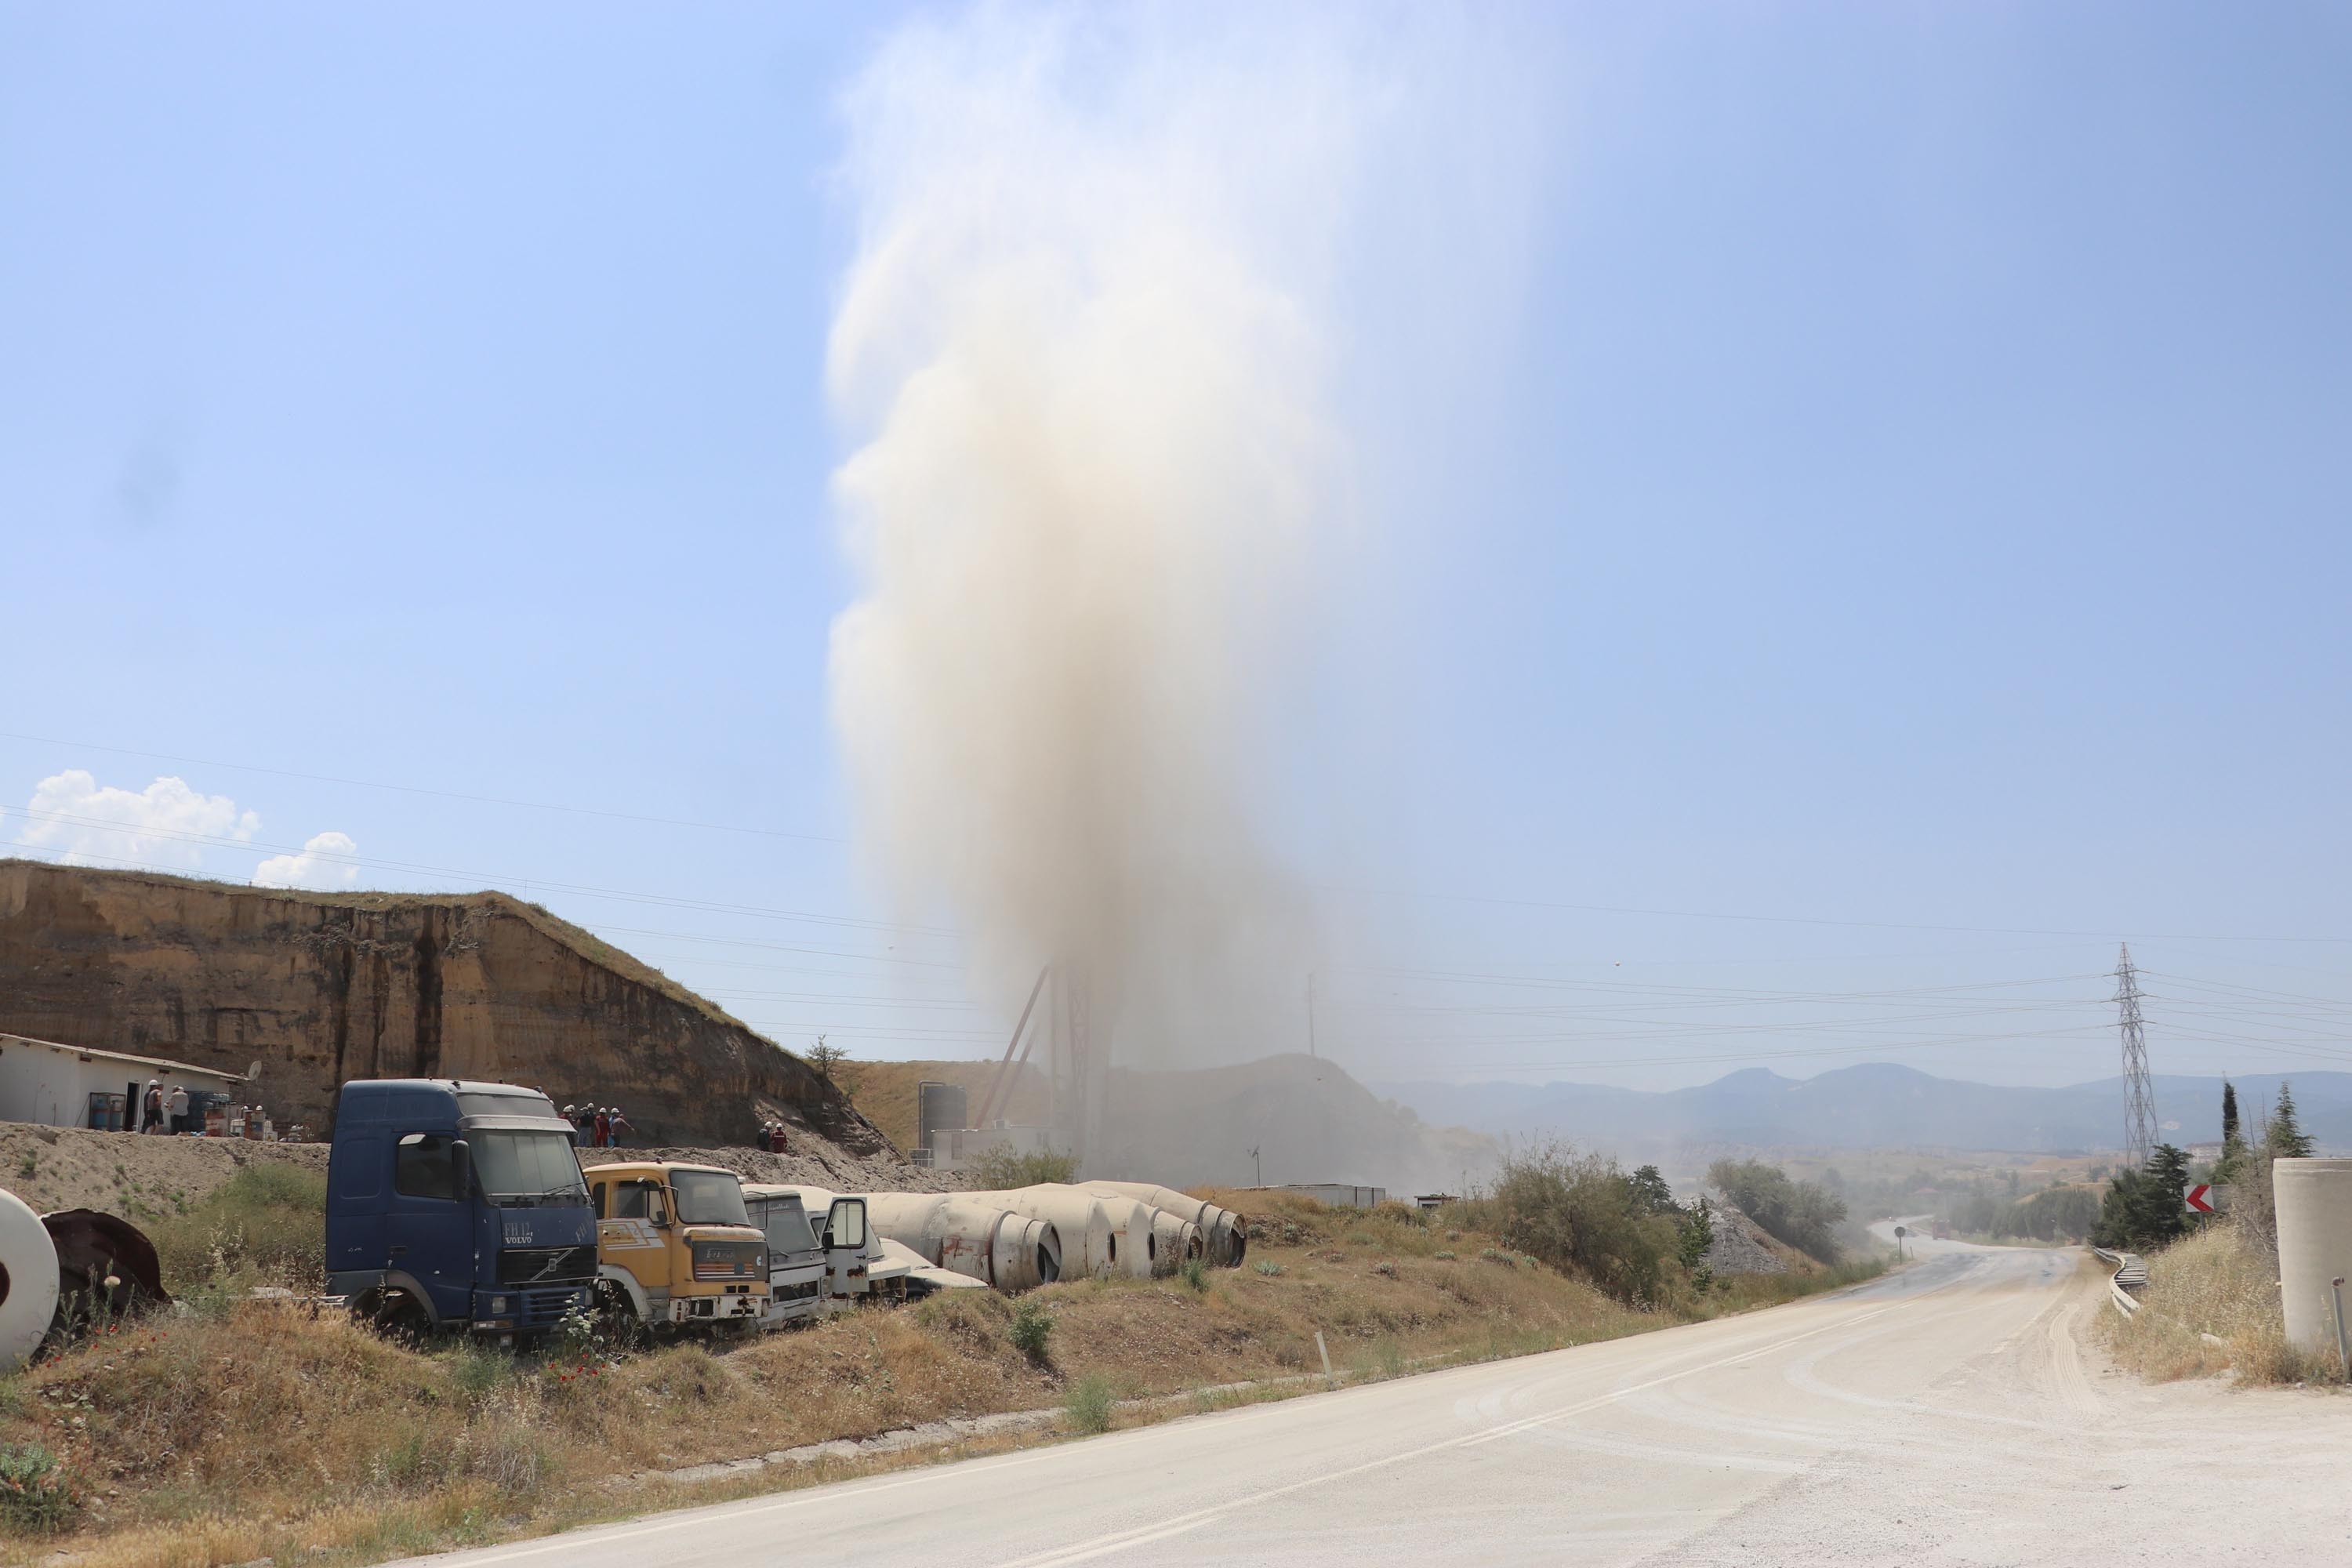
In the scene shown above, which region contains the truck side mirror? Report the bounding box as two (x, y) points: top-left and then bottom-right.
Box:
(647, 1190), (669, 1226)
(450, 1138), (471, 1202)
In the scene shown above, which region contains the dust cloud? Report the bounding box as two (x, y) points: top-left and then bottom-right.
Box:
(824, 5), (1540, 1069)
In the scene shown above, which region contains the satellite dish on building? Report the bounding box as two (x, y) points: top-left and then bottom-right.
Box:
(245, 1059), (263, 1080)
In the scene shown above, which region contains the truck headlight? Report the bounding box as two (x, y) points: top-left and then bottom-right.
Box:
(492, 1296), (510, 1313)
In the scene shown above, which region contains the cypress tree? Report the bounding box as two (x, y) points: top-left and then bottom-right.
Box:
(2220, 1080), (2241, 1148)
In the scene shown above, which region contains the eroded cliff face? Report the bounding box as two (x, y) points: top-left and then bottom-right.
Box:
(0, 861), (895, 1156)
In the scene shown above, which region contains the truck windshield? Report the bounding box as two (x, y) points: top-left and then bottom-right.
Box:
(473, 1131), (587, 1201)
(670, 1170), (750, 1226)
(752, 1199), (820, 1254)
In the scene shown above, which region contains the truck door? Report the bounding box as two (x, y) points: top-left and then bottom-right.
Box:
(595, 1178), (673, 1307)
(822, 1197), (868, 1297)
(387, 1131), (468, 1323)
(325, 1131), (388, 1283)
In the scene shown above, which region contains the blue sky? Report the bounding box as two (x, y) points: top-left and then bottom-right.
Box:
(4, 3), (2347, 1094)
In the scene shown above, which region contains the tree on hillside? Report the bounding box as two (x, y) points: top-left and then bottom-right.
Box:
(2093, 1167), (2144, 1250)
(2136, 1144), (2192, 1248)
(2213, 1080), (2249, 1185)
(2268, 1081), (2316, 1159)
(804, 1035), (864, 1101)
(1627, 1164), (1677, 1216)
(1705, 1158), (1847, 1262)
(2097, 1144), (2194, 1251)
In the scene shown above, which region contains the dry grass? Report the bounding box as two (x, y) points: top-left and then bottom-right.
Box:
(0, 1189), (1689, 1567)
(2102, 1219), (2334, 1385)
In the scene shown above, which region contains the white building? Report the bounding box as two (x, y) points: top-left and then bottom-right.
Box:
(0, 1033), (245, 1132)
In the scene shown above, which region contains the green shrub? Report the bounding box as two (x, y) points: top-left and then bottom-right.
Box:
(0, 1443), (75, 1534)
(1459, 1144), (1682, 1304)
(1008, 1299), (1054, 1363)
(1706, 1158), (1846, 1262)
(1253, 1260), (1283, 1277)
(1179, 1258), (1210, 1292)
(148, 1163), (328, 1289)
(448, 1342), (513, 1403)
(1063, 1374), (1116, 1434)
(969, 1146), (1079, 1188)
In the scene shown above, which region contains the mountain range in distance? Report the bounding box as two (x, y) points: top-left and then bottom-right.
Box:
(1375, 1062), (2352, 1158)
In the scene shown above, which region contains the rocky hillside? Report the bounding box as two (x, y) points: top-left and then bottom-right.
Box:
(0, 860), (894, 1156)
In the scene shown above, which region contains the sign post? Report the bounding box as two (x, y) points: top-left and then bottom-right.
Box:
(2184, 1184), (2218, 1215)
(1893, 1224), (1907, 1260)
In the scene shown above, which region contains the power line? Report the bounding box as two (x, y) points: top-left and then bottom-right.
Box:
(1320, 882), (2352, 946)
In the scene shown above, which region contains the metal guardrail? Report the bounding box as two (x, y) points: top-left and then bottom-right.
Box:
(2092, 1246), (2144, 1317)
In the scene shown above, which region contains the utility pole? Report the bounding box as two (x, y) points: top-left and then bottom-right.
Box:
(2117, 943), (2156, 1171)
(1306, 972), (1318, 1059)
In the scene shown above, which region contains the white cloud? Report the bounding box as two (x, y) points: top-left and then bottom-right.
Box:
(252, 831), (362, 891)
(15, 770), (259, 872)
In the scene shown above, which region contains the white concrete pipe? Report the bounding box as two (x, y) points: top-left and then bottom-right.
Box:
(1077, 1185), (1204, 1269)
(2273, 1158), (2352, 1366)
(1082, 1193), (1161, 1278)
(1087, 1181), (1249, 1267)
(960, 1186), (1121, 1278)
(863, 1193), (1062, 1291)
(0, 1187), (59, 1370)
(1146, 1210), (1203, 1272)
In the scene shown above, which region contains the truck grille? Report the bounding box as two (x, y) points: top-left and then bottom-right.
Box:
(517, 1286), (588, 1326)
(692, 1240), (765, 1282)
(499, 1245), (597, 1286)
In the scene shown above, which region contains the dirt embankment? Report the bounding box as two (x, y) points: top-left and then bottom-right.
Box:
(576, 1144), (953, 1196)
(0, 1123), (326, 1221)
(0, 861), (894, 1159)
(0, 1124), (955, 1228)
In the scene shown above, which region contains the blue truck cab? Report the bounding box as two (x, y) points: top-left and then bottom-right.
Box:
(326, 1079), (597, 1338)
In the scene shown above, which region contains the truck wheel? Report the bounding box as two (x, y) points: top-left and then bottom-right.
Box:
(362, 1289), (432, 1347)
(592, 1280), (645, 1348)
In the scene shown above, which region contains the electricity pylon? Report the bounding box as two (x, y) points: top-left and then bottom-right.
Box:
(2117, 942), (2156, 1170)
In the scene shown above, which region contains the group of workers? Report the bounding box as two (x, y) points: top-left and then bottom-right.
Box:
(135, 1079), (202, 1133)
(562, 1102), (633, 1146)
(754, 1120), (789, 1153)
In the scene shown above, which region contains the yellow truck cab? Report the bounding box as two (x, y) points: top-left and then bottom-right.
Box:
(587, 1161), (768, 1332)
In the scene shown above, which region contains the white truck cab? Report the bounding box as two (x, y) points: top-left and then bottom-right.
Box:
(774, 1185), (911, 1305)
(740, 1184), (829, 1327)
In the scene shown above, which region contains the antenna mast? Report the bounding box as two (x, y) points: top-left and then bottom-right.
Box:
(2117, 942), (2156, 1168)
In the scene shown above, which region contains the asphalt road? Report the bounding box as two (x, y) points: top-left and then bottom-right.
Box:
(413, 1234), (2352, 1566)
